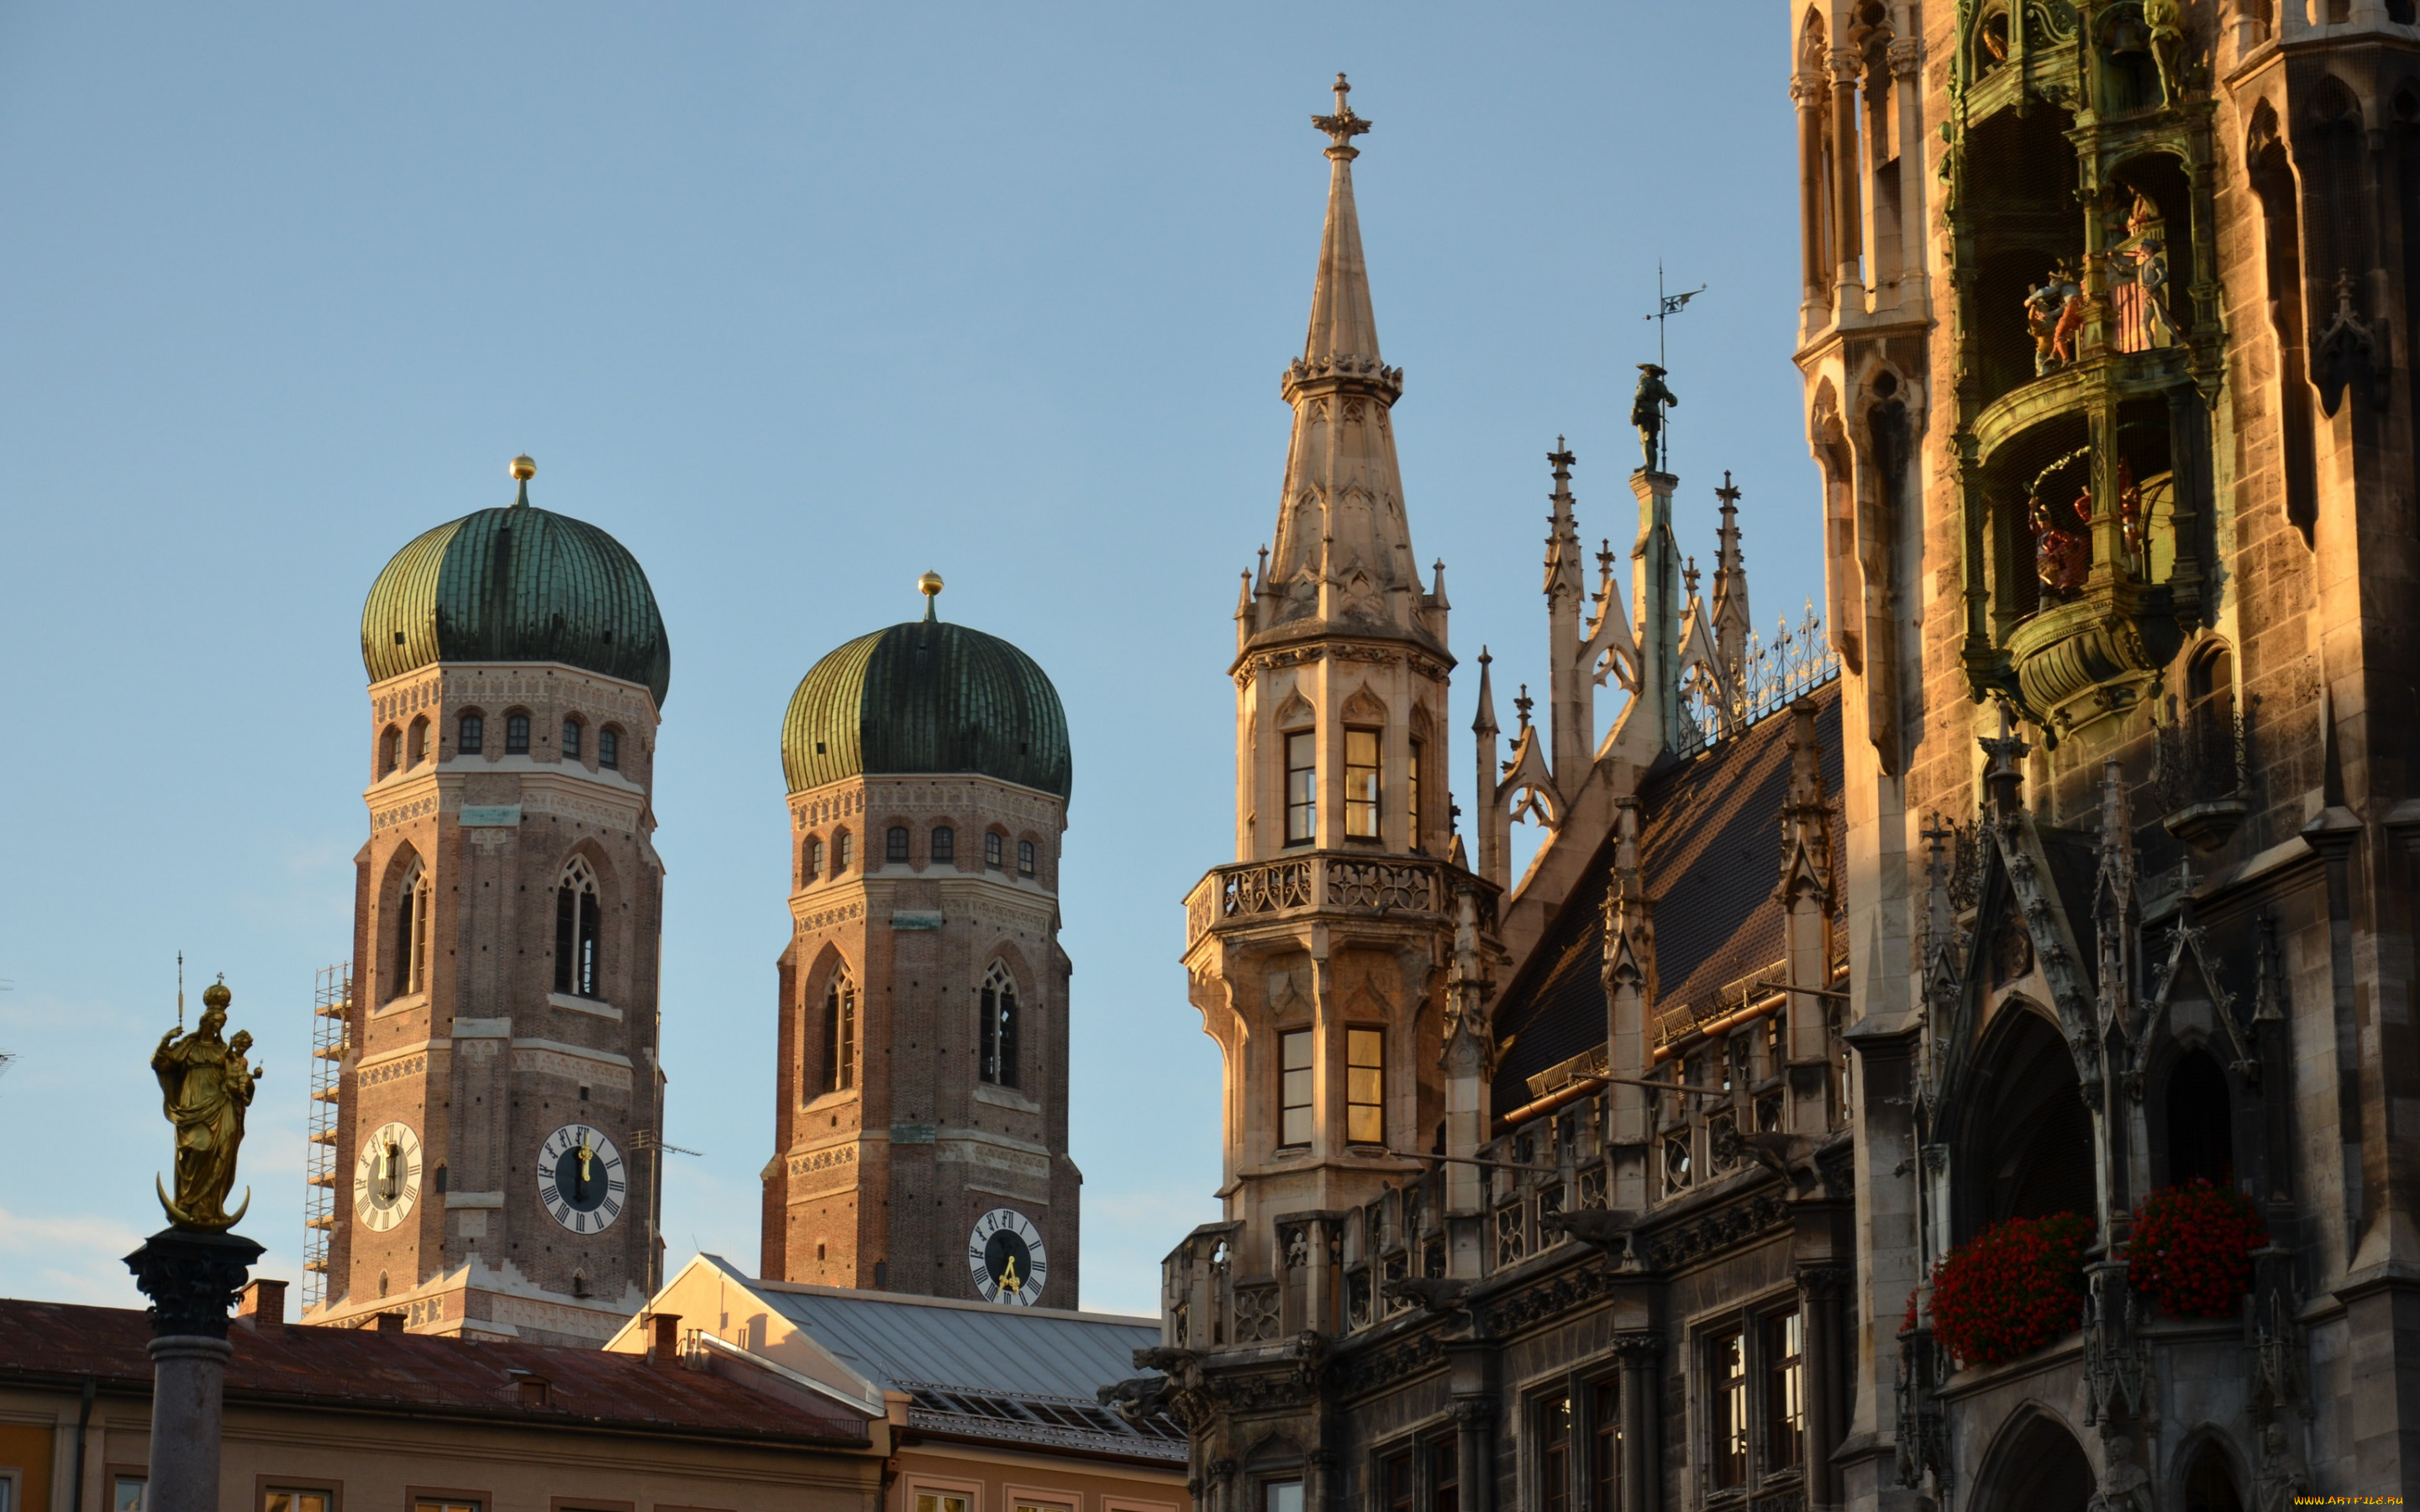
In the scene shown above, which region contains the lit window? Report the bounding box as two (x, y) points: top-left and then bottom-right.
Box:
(380, 726), (402, 776)
(913, 1496), (967, 1512)
(599, 727), (619, 769)
(265, 1492), (332, 1512)
(1712, 1326), (1749, 1488)
(1663, 1134), (1693, 1195)
(113, 1480), (145, 1512)
(836, 830), (854, 870)
(1280, 1028), (1314, 1147)
(1018, 839), (1036, 876)
(887, 826), (910, 864)
(562, 718), (582, 759)
(1345, 727), (1381, 838)
(1407, 738), (1424, 850)
(1285, 729), (1317, 844)
(1264, 1484), (1303, 1512)
(555, 856), (602, 998)
(1539, 1391), (1572, 1512)
(394, 858), (431, 999)
(408, 716), (428, 766)
(823, 969), (856, 1092)
(986, 831), (1003, 867)
(506, 713), (530, 753)
(1347, 1028), (1383, 1145)
(932, 826), (955, 863)
(459, 712), (484, 754)
(413, 1501), (480, 1512)
(981, 963), (1020, 1088)
(1765, 1310), (1805, 1470)
(1591, 1380), (1623, 1512)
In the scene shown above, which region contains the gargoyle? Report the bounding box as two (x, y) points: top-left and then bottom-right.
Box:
(1719, 1127), (1828, 1196)
(1382, 1276), (1470, 1315)
(1099, 1373), (1173, 1425)
(1542, 1207), (1638, 1261)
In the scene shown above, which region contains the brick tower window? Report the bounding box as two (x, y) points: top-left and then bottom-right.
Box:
(823, 969), (857, 1093)
(458, 711), (485, 754)
(562, 717), (582, 759)
(506, 712), (531, 754)
(932, 826), (955, 863)
(887, 826), (910, 864)
(555, 856), (602, 998)
(393, 858), (431, 1000)
(980, 963), (1020, 1088)
(380, 725), (402, 776)
(1017, 839), (1035, 876)
(599, 726), (619, 769)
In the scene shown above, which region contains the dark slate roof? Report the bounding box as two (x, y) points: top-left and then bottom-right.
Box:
(781, 616), (1072, 799)
(1491, 681), (1845, 1113)
(361, 500), (671, 706)
(0, 1299), (868, 1446)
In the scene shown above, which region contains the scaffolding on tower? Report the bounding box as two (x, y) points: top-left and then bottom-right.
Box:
(302, 962), (350, 1310)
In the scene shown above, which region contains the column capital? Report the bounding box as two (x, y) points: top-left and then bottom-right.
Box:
(1797, 1261), (1854, 1300)
(1612, 1330), (1666, 1366)
(124, 1227), (264, 1341)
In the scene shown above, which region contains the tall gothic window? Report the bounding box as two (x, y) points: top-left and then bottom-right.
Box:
(506, 712), (531, 754)
(1345, 728), (1381, 838)
(380, 726), (402, 776)
(835, 828), (854, 870)
(1284, 729), (1317, 844)
(1346, 1028), (1384, 1145)
(1765, 1310), (1806, 1470)
(1712, 1326), (1750, 1488)
(980, 963), (1020, 1088)
(392, 858), (430, 1000)
(806, 836), (826, 881)
(407, 716), (429, 766)
(1538, 1391), (1572, 1512)
(555, 856), (602, 998)
(1591, 1380), (1623, 1512)
(459, 711), (485, 754)
(1407, 738), (1424, 851)
(1279, 1028), (1313, 1147)
(823, 969), (856, 1093)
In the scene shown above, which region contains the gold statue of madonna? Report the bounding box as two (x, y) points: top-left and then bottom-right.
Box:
(153, 979), (262, 1230)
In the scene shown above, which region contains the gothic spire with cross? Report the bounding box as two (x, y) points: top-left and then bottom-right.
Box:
(1249, 73), (1436, 649)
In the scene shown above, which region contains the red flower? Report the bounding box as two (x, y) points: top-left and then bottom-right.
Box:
(1928, 1212), (2093, 1368)
(2128, 1181), (2266, 1318)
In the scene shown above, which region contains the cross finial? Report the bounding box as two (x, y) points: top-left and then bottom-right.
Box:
(1715, 470), (1742, 508)
(1683, 555), (1702, 598)
(1548, 437), (1575, 480)
(1313, 72), (1373, 160)
(1514, 683), (1534, 729)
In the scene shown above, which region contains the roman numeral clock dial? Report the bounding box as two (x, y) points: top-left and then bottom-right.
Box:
(967, 1207), (1048, 1306)
(537, 1124), (627, 1234)
(353, 1121), (423, 1232)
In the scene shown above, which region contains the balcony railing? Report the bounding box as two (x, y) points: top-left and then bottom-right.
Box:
(1184, 852), (1486, 948)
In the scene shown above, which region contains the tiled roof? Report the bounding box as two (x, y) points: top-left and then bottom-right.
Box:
(0, 1299), (870, 1447)
(1491, 683), (1845, 1112)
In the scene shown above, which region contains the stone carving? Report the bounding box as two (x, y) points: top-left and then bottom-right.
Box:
(2026, 261), (2086, 375)
(2108, 193), (2175, 353)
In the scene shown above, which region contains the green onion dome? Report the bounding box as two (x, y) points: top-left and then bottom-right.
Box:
(360, 466), (671, 706)
(782, 593), (1071, 800)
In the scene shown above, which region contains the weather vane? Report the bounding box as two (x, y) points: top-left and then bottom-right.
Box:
(1637, 263), (1706, 473)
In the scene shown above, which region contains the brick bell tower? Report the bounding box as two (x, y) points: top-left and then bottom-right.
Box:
(762, 573), (1081, 1309)
(310, 455), (672, 1345)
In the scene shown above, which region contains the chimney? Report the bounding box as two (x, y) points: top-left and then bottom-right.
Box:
(373, 1311), (407, 1334)
(647, 1312), (683, 1367)
(239, 1279), (287, 1331)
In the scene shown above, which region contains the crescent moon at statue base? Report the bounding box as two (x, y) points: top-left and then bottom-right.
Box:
(157, 1175), (250, 1232)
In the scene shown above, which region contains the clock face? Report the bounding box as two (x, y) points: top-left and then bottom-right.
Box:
(967, 1207), (1048, 1306)
(353, 1121), (423, 1232)
(537, 1124), (627, 1234)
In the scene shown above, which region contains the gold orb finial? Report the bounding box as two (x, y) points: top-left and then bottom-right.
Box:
(918, 570), (944, 622)
(510, 454), (537, 481)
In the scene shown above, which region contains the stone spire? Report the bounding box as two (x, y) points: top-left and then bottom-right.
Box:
(1710, 471), (1753, 680)
(1253, 75), (1433, 647)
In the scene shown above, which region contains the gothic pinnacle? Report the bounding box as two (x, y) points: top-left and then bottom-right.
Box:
(1312, 72), (1372, 160)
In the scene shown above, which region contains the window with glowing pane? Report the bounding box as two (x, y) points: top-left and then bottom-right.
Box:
(1712, 1326), (1749, 1488)
(1347, 1028), (1384, 1144)
(1539, 1391), (1572, 1512)
(1345, 727), (1381, 837)
(1765, 1309), (1805, 1469)
(264, 1494), (331, 1512)
(1280, 1028), (1314, 1147)
(913, 1498), (967, 1512)
(1264, 1485), (1303, 1512)
(1284, 729), (1317, 843)
(1407, 738), (1424, 849)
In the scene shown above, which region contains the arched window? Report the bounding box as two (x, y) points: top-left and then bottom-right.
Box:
(2166, 1048), (2235, 1188)
(1285, 728), (1318, 843)
(980, 963), (1020, 1088)
(835, 829), (855, 871)
(1344, 727), (1381, 837)
(562, 717), (583, 759)
(380, 726), (402, 777)
(555, 856), (602, 999)
(1018, 839), (1036, 876)
(985, 831), (1004, 868)
(932, 826), (955, 863)
(598, 726), (619, 769)
(392, 858), (431, 1000)
(823, 969), (857, 1093)
(459, 711), (485, 754)
(407, 716), (429, 767)
(506, 712), (531, 754)
(886, 826), (911, 864)
(805, 835), (826, 882)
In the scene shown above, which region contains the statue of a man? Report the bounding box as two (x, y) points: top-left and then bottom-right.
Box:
(153, 980), (261, 1230)
(1630, 363), (1678, 472)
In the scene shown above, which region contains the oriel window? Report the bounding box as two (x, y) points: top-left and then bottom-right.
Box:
(1284, 729), (1317, 844)
(932, 826), (955, 863)
(1765, 1310), (1806, 1470)
(1345, 727), (1381, 838)
(1539, 1391), (1572, 1512)
(823, 969), (857, 1093)
(1712, 1326), (1750, 1488)
(555, 856), (602, 999)
(1346, 1028), (1384, 1145)
(980, 963), (1020, 1088)
(562, 717), (582, 758)
(1279, 1028), (1314, 1147)
(459, 712), (484, 754)
(506, 713), (530, 754)
(599, 727), (618, 769)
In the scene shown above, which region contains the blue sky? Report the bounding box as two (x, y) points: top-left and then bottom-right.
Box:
(0, 3), (1819, 1318)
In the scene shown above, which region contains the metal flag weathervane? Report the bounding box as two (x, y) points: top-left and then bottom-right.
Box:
(1642, 263), (1707, 472)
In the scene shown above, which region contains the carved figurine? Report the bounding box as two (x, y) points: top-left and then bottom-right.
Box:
(152, 979), (261, 1230)
(2145, 0), (2187, 105)
(2108, 192), (2175, 354)
(1629, 362), (1678, 471)
(2026, 263), (2084, 375)
(2032, 491), (2090, 596)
